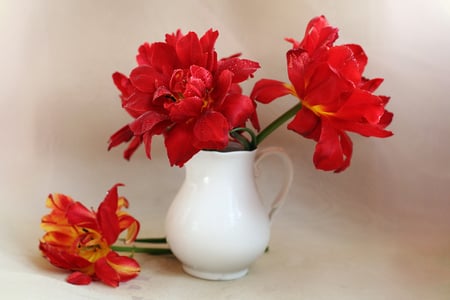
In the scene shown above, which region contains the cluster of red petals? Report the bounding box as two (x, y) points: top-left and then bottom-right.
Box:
(109, 29), (260, 166)
(39, 184), (141, 287)
(251, 15), (393, 172)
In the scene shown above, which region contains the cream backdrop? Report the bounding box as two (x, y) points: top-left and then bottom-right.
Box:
(1, 0), (450, 299)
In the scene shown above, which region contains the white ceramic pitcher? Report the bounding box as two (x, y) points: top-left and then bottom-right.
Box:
(165, 147), (293, 280)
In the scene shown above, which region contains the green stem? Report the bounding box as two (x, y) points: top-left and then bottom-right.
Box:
(256, 103), (302, 146)
(134, 237), (167, 244)
(230, 127), (257, 150)
(118, 237), (168, 244)
(112, 245), (172, 255)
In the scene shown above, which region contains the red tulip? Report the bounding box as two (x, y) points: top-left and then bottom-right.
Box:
(39, 184), (140, 287)
(251, 16), (393, 172)
(109, 29), (260, 166)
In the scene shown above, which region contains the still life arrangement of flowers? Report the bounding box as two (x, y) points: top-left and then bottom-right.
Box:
(39, 15), (393, 287)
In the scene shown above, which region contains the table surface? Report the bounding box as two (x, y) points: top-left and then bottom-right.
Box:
(2, 189), (449, 300)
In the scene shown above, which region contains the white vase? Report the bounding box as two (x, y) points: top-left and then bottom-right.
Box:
(165, 147), (293, 280)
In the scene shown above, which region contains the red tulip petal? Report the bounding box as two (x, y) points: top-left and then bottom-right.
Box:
(136, 42), (152, 65)
(40, 230), (74, 247)
(112, 72), (133, 96)
(129, 65), (163, 93)
(45, 193), (74, 212)
(250, 110), (261, 132)
(190, 65), (213, 89)
(97, 185), (122, 245)
(313, 120), (348, 172)
(123, 136), (142, 160)
(220, 94), (255, 128)
(333, 131), (353, 173)
(296, 15), (338, 53)
(304, 64), (352, 109)
(118, 215), (140, 244)
(343, 44), (368, 75)
(287, 107), (321, 140)
(105, 252), (140, 282)
(286, 49), (309, 98)
(217, 57), (260, 83)
(67, 272), (92, 285)
(199, 29), (218, 54)
(95, 256), (120, 287)
(327, 45), (365, 85)
(108, 125), (134, 151)
(39, 242), (91, 270)
(129, 111), (169, 135)
(164, 123), (199, 167)
(193, 111), (229, 150)
(168, 97), (203, 122)
(66, 202), (98, 230)
(165, 29), (183, 47)
(359, 77), (384, 92)
(335, 89), (386, 124)
(147, 42), (177, 75)
(251, 79), (293, 104)
(199, 29), (219, 70)
(378, 109), (393, 129)
(123, 91), (153, 118)
(211, 69), (233, 105)
(176, 31), (203, 68)
(334, 119), (393, 138)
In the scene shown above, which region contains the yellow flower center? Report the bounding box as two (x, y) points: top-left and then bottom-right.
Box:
(76, 228), (110, 263)
(305, 103), (332, 116)
(283, 83), (333, 117)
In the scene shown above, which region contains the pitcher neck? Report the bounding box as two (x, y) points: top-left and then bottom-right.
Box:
(185, 149), (257, 178)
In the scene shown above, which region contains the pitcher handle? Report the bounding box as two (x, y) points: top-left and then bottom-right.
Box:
(255, 147), (294, 220)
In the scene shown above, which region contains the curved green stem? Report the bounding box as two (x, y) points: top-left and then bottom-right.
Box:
(230, 127), (257, 150)
(256, 103), (302, 146)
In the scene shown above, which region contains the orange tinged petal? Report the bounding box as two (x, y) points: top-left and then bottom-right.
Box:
(95, 256), (121, 287)
(118, 215), (140, 244)
(45, 193), (74, 211)
(105, 252), (140, 282)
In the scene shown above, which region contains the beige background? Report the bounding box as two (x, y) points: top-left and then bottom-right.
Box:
(1, 0), (450, 299)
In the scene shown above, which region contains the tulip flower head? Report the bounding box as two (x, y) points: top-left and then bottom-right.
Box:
(251, 16), (393, 172)
(108, 29), (260, 167)
(39, 184), (140, 287)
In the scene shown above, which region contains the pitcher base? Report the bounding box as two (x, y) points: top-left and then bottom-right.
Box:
(182, 265), (249, 281)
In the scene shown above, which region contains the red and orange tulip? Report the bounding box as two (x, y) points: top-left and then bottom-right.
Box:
(39, 184), (140, 287)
